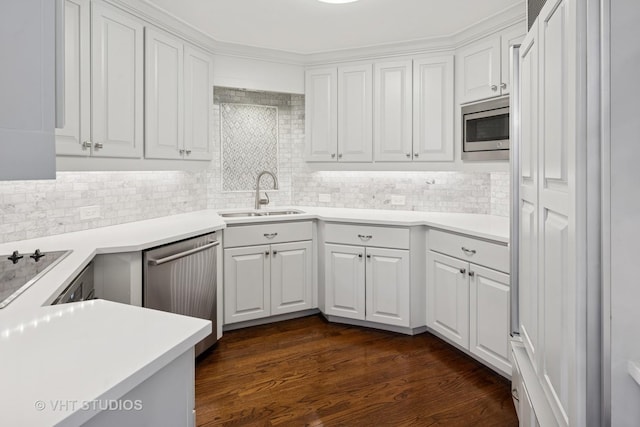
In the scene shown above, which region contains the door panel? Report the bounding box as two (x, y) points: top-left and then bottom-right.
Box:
(271, 241), (313, 315)
(305, 68), (337, 161)
(427, 251), (469, 347)
(223, 245), (270, 324)
(458, 36), (501, 103)
(324, 244), (365, 320)
(365, 247), (410, 327)
(183, 44), (213, 160)
(338, 64), (373, 162)
(91, 2), (144, 158)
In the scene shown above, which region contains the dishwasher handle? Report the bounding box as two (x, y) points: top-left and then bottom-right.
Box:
(147, 241), (220, 266)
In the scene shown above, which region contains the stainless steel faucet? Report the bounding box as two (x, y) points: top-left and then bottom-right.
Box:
(254, 171), (279, 210)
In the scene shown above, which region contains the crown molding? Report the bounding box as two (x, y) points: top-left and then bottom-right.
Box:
(105, 0), (525, 67)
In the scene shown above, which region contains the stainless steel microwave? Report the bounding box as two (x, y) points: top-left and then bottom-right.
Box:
(461, 96), (509, 161)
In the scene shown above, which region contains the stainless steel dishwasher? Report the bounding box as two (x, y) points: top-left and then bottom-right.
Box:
(143, 231), (219, 356)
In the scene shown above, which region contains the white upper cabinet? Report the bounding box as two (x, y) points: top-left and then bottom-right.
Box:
(305, 68), (338, 162)
(145, 27), (184, 160)
(0, 0), (57, 180)
(374, 60), (413, 162)
(56, 0), (91, 157)
(145, 29), (213, 161)
(183, 45), (213, 161)
(412, 55), (454, 162)
(91, 1), (144, 158)
(457, 23), (525, 104)
(338, 64), (373, 162)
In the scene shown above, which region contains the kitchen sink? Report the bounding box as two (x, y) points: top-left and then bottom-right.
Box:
(219, 209), (303, 218)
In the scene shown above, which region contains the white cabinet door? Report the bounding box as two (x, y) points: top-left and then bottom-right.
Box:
(427, 251), (469, 348)
(0, 0), (56, 180)
(144, 27), (184, 160)
(305, 68), (338, 162)
(499, 23), (526, 96)
(373, 60), (413, 162)
(183, 44), (213, 161)
(91, 2), (144, 158)
(457, 36), (501, 103)
(56, 0), (91, 157)
(223, 245), (270, 324)
(338, 64), (373, 162)
(412, 56), (454, 162)
(469, 263), (511, 374)
(324, 244), (365, 320)
(365, 247), (410, 327)
(518, 27), (540, 371)
(271, 241), (313, 316)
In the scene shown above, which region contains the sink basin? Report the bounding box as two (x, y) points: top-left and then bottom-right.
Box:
(219, 209), (303, 218)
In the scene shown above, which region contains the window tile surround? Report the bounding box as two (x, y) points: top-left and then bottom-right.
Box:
(0, 87), (510, 244)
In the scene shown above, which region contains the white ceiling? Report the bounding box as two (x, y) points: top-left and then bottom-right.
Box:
(143, 0), (524, 54)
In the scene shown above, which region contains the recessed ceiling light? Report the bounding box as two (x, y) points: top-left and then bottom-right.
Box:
(317, 0), (359, 4)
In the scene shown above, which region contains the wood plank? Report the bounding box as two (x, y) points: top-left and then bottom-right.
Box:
(195, 315), (517, 426)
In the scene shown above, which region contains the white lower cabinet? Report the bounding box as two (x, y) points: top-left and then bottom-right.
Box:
(224, 240), (313, 324)
(223, 222), (314, 325)
(427, 229), (511, 375)
(324, 243), (410, 327)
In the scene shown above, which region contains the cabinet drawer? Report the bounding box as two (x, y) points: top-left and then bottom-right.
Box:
(224, 221), (312, 248)
(429, 229), (509, 273)
(325, 223), (409, 249)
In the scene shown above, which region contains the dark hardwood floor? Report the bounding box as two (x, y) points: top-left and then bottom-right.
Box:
(195, 315), (517, 426)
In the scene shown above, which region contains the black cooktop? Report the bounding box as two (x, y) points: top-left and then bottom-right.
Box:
(0, 250), (72, 308)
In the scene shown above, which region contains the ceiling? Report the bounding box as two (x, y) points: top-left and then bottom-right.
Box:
(143, 0), (525, 54)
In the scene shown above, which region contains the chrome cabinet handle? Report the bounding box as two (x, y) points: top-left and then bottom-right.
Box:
(459, 268), (466, 274)
(82, 141), (92, 150)
(490, 84), (498, 91)
(414, 153), (419, 158)
(357, 234), (372, 241)
(512, 388), (519, 402)
(94, 142), (103, 150)
(264, 233), (278, 239)
(469, 271), (475, 277)
(461, 247), (477, 256)
(500, 82), (507, 90)
(185, 150), (192, 155)
(406, 153), (411, 158)
(179, 149), (185, 155)
(331, 153), (336, 159)
(338, 153), (343, 159)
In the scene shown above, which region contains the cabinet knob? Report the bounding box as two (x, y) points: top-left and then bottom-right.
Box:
(179, 149), (185, 155)
(265, 251), (270, 256)
(469, 271), (475, 277)
(414, 153), (419, 158)
(82, 141), (92, 150)
(94, 142), (103, 150)
(490, 84), (498, 91)
(459, 268), (466, 274)
(338, 153), (343, 159)
(358, 253), (363, 258)
(366, 254), (371, 259)
(185, 150), (192, 155)
(406, 153), (411, 158)
(272, 250), (277, 256)
(500, 82), (507, 90)
(331, 153), (336, 159)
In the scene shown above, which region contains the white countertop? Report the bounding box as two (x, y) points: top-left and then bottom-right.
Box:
(0, 206), (508, 426)
(0, 299), (210, 427)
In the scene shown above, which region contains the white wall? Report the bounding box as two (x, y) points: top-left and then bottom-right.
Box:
(212, 55), (304, 94)
(609, 1), (640, 425)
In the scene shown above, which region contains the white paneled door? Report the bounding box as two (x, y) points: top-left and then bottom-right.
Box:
(183, 44), (213, 161)
(91, 2), (144, 158)
(412, 56), (454, 162)
(426, 251), (469, 348)
(223, 246), (270, 324)
(305, 68), (338, 162)
(338, 64), (373, 162)
(270, 241), (313, 316)
(457, 36), (501, 104)
(365, 247), (410, 327)
(373, 60), (413, 161)
(324, 244), (365, 320)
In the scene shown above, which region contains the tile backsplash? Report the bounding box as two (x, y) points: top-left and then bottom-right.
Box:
(0, 88), (510, 245)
